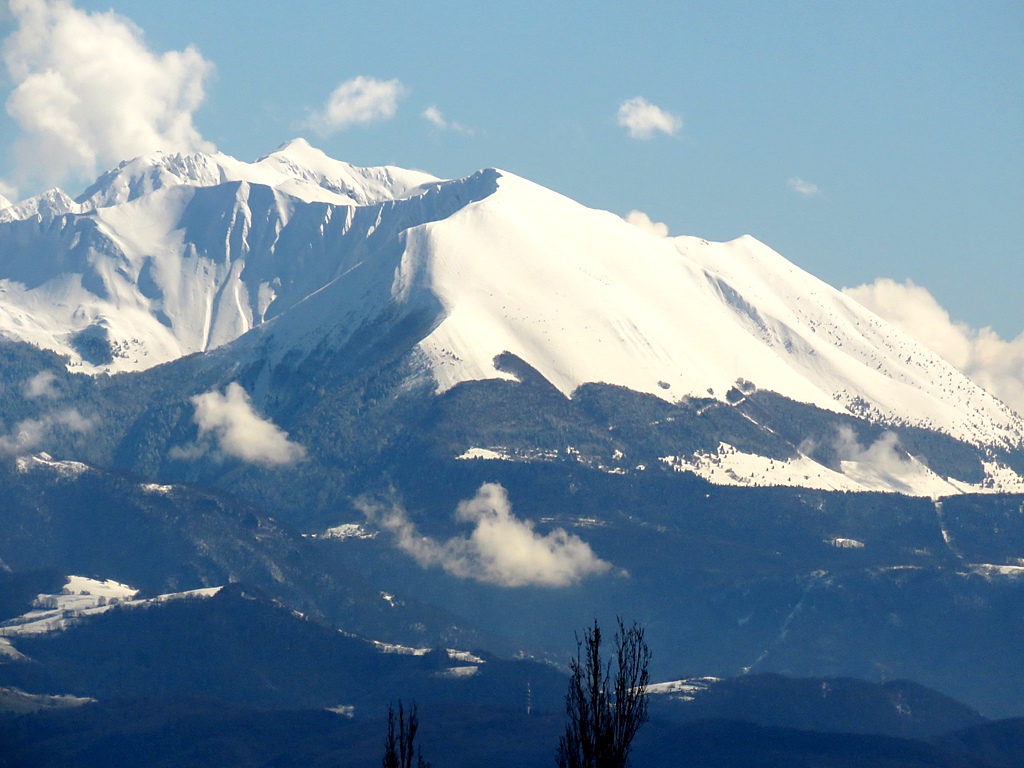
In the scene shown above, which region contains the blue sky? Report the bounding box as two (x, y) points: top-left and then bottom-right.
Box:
(0, 0), (1021, 338)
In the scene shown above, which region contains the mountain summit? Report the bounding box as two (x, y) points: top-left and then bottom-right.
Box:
(0, 141), (1021, 462)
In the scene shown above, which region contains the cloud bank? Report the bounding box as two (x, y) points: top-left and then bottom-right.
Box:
(1, 0), (214, 194)
(844, 278), (1024, 415)
(360, 483), (612, 587)
(309, 75), (404, 133)
(624, 210), (669, 238)
(617, 96), (681, 139)
(173, 382), (305, 466)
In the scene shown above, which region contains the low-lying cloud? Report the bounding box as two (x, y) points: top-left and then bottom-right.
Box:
(624, 210), (669, 238)
(23, 370), (59, 399)
(844, 278), (1024, 415)
(617, 96), (681, 140)
(1, 0), (214, 195)
(308, 75), (404, 134)
(172, 382), (305, 466)
(833, 426), (909, 473)
(0, 408), (93, 455)
(359, 483), (612, 587)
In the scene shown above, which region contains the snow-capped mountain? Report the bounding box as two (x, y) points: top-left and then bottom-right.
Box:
(0, 140), (1021, 465)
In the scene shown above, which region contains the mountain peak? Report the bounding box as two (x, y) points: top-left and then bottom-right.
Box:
(0, 141), (1021, 462)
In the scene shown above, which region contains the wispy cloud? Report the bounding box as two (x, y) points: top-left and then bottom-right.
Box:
(421, 105), (472, 135)
(788, 177), (822, 197)
(171, 382), (305, 466)
(624, 209), (669, 238)
(307, 75), (404, 134)
(359, 483), (612, 587)
(833, 426), (909, 472)
(0, 408), (93, 455)
(1, 0), (214, 195)
(844, 278), (1024, 415)
(802, 426), (919, 494)
(617, 96), (681, 140)
(23, 370), (60, 399)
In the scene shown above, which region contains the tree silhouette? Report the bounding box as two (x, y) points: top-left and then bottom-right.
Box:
(556, 619), (650, 768)
(382, 701), (430, 768)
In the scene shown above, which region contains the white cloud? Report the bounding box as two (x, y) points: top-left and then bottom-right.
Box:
(617, 96), (681, 140)
(844, 278), (1024, 415)
(0, 408), (92, 455)
(624, 210), (669, 238)
(422, 105), (446, 128)
(421, 105), (472, 135)
(173, 382), (305, 466)
(23, 370), (59, 399)
(359, 483), (612, 587)
(833, 426), (908, 471)
(1, 0), (214, 191)
(308, 75), (404, 133)
(827, 426), (921, 495)
(788, 177), (822, 197)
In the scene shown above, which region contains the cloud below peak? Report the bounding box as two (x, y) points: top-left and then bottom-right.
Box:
(172, 382), (306, 466)
(360, 483), (613, 588)
(617, 96), (681, 140)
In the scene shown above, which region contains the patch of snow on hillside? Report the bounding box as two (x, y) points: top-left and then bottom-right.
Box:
(0, 578), (220, 637)
(829, 537), (866, 549)
(309, 523), (377, 540)
(15, 453), (89, 478)
(456, 447), (513, 461)
(0, 638), (28, 661)
(661, 442), (964, 497)
(447, 649), (485, 664)
(436, 665), (479, 679)
(371, 640), (431, 656)
(647, 676), (720, 702)
(969, 564), (1024, 579)
(661, 444), (865, 492)
(946, 461), (1024, 494)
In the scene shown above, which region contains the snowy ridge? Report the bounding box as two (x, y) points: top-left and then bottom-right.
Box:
(0, 139), (438, 224)
(0, 141), (1022, 457)
(403, 172), (1024, 449)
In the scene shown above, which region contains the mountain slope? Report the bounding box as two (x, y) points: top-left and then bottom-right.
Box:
(0, 141), (1022, 469)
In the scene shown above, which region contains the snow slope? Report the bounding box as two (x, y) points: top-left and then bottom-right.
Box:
(396, 173), (1024, 449)
(0, 142), (1022, 460)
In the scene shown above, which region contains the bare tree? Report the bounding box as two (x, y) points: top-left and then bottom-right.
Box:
(382, 701), (431, 768)
(556, 619), (650, 768)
